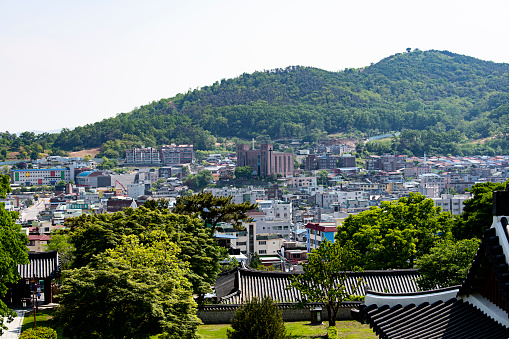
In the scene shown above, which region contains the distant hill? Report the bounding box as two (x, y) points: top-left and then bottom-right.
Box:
(4, 50), (509, 158)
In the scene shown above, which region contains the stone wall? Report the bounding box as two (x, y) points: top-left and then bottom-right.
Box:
(198, 302), (361, 324)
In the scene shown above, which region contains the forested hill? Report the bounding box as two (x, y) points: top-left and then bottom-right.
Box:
(11, 49), (509, 157)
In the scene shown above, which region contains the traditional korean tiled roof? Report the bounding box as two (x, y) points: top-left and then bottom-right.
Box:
(458, 226), (509, 314)
(17, 250), (61, 279)
(214, 267), (420, 305)
(358, 297), (509, 338)
(354, 191), (509, 337)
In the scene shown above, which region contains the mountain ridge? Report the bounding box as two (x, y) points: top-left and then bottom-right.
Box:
(4, 50), (509, 158)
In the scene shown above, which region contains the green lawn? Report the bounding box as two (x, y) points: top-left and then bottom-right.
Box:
(21, 308), (67, 339)
(22, 309), (376, 339)
(198, 321), (377, 339)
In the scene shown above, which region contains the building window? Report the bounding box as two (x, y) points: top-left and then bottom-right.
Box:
(259, 250), (266, 254)
(259, 241), (266, 245)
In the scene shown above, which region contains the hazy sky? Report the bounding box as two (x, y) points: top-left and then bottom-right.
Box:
(2, 0), (509, 133)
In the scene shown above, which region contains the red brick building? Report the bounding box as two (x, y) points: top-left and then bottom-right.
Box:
(236, 144), (294, 178)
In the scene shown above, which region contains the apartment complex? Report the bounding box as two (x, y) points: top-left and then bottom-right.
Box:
(125, 144), (194, 166)
(125, 147), (160, 165)
(160, 144), (193, 164)
(366, 154), (408, 171)
(304, 154), (356, 171)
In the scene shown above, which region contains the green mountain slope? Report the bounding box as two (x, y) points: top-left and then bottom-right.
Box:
(5, 49), (509, 158)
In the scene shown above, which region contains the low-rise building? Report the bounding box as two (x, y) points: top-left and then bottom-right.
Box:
(433, 194), (471, 215)
(305, 222), (337, 251)
(10, 168), (71, 186)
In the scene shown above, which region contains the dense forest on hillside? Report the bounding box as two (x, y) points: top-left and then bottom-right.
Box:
(3, 49), (509, 159)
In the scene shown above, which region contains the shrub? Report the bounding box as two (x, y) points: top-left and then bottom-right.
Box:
(19, 327), (57, 339)
(227, 297), (288, 339)
(327, 326), (338, 339)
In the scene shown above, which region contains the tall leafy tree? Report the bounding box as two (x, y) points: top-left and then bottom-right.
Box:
(453, 181), (508, 240)
(335, 193), (454, 269)
(43, 230), (74, 270)
(66, 207), (225, 297)
(415, 238), (480, 290)
(184, 170), (213, 191)
(0, 175), (28, 335)
(288, 241), (362, 327)
(56, 231), (200, 339)
(173, 191), (257, 231)
(234, 166), (252, 179)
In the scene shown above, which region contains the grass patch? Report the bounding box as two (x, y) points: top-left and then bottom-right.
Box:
(21, 308), (67, 339)
(21, 310), (376, 339)
(198, 321), (376, 339)
(198, 324), (230, 338)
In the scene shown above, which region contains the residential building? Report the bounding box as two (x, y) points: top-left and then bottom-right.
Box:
(366, 154), (407, 172)
(289, 176), (317, 188)
(160, 144), (194, 164)
(125, 147), (161, 165)
(305, 222), (337, 251)
(433, 194), (471, 215)
(106, 197), (137, 212)
(75, 171), (111, 188)
(127, 183), (146, 199)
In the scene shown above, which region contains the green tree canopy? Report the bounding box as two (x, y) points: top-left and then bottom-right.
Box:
(234, 166), (252, 179)
(184, 170), (213, 190)
(66, 207), (225, 297)
(415, 238), (480, 291)
(317, 170), (329, 186)
(227, 297), (288, 339)
(0, 175), (29, 335)
(173, 191), (257, 231)
(335, 193), (454, 269)
(453, 181), (508, 240)
(56, 231), (200, 339)
(288, 241), (362, 327)
(44, 229), (74, 270)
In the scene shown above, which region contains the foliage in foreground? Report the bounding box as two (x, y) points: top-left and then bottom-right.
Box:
(327, 326), (338, 339)
(173, 191), (257, 231)
(56, 231), (201, 339)
(227, 297), (288, 339)
(66, 207), (225, 297)
(19, 326), (57, 339)
(336, 193), (454, 269)
(454, 181), (508, 240)
(0, 174), (29, 335)
(416, 238), (480, 290)
(289, 241), (362, 327)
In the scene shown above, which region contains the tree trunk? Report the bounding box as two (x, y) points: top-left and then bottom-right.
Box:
(327, 302), (336, 327)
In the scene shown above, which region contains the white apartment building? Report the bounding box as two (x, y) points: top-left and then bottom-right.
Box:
(258, 200), (292, 220)
(125, 147), (161, 165)
(127, 183), (146, 199)
(218, 221), (284, 257)
(315, 190), (367, 208)
(289, 176), (317, 188)
(433, 194), (471, 215)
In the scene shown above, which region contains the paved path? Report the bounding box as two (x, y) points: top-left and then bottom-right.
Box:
(1, 309), (25, 339)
